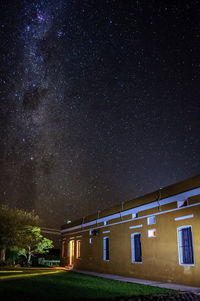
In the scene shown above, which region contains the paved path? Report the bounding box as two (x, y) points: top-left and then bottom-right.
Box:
(73, 269), (200, 295)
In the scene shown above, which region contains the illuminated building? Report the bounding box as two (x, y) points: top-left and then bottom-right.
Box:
(61, 175), (200, 286)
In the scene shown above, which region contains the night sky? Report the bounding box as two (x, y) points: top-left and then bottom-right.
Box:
(0, 0), (200, 228)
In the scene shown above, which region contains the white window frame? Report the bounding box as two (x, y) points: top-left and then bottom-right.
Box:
(147, 216), (155, 225)
(177, 225), (194, 266)
(103, 236), (109, 261)
(76, 240), (81, 259)
(131, 233), (142, 263)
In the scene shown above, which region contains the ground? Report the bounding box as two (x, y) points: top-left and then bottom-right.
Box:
(0, 268), (174, 300)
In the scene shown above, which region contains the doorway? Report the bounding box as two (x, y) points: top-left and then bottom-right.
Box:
(69, 240), (74, 265)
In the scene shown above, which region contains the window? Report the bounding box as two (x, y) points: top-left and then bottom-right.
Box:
(76, 240), (81, 259)
(67, 241), (70, 257)
(177, 226), (194, 265)
(131, 233), (142, 263)
(62, 241), (65, 258)
(64, 242), (67, 257)
(69, 240), (74, 265)
(89, 229), (93, 235)
(104, 221), (108, 226)
(148, 229), (156, 237)
(132, 213), (138, 219)
(177, 200), (188, 208)
(89, 238), (93, 244)
(103, 237), (109, 261)
(147, 216), (155, 225)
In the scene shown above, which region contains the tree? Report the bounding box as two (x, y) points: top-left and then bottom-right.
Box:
(18, 226), (53, 265)
(0, 205), (53, 264)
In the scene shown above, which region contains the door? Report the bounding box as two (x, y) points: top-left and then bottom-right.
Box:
(69, 240), (74, 265)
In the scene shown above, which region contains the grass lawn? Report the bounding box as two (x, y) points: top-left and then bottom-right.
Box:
(0, 268), (175, 300)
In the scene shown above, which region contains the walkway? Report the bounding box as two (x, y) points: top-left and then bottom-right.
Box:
(73, 269), (200, 295)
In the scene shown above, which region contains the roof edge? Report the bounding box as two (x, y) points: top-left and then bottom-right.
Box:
(61, 174), (200, 230)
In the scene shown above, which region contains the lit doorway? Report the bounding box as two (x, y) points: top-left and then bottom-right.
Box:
(69, 240), (74, 265)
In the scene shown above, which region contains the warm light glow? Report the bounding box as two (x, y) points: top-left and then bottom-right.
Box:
(76, 240), (81, 259)
(0, 270), (62, 281)
(0, 270), (23, 273)
(148, 229), (156, 237)
(69, 240), (74, 265)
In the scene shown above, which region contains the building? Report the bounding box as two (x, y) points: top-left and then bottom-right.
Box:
(60, 174), (200, 286)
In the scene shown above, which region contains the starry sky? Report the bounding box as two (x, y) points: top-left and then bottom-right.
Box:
(0, 0), (200, 228)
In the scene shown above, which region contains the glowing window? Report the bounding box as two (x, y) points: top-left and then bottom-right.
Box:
(147, 216), (155, 225)
(103, 237), (109, 261)
(89, 238), (93, 244)
(89, 229), (92, 235)
(76, 240), (81, 259)
(104, 221), (108, 226)
(148, 229), (156, 237)
(62, 241), (65, 258)
(131, 233), (142, 263)
(177, 226), (194, 265)
(132, 213), (138, 219)
(177, 200), (188, 208)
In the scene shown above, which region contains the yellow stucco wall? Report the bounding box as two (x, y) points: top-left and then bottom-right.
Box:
(60, 175), (200, 286)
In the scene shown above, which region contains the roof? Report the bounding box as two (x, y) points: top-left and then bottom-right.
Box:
(61, 174), (200, 231)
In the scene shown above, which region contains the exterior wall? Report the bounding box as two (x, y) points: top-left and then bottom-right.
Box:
(60, 176), (200, 286)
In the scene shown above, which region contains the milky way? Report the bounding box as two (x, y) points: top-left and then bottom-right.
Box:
(0, 1), (200, 227)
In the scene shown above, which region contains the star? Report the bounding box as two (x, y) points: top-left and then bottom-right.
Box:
(37, 13), (45, 23)
(57, 30), (63, 37)
(0, 0), (199, 229)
